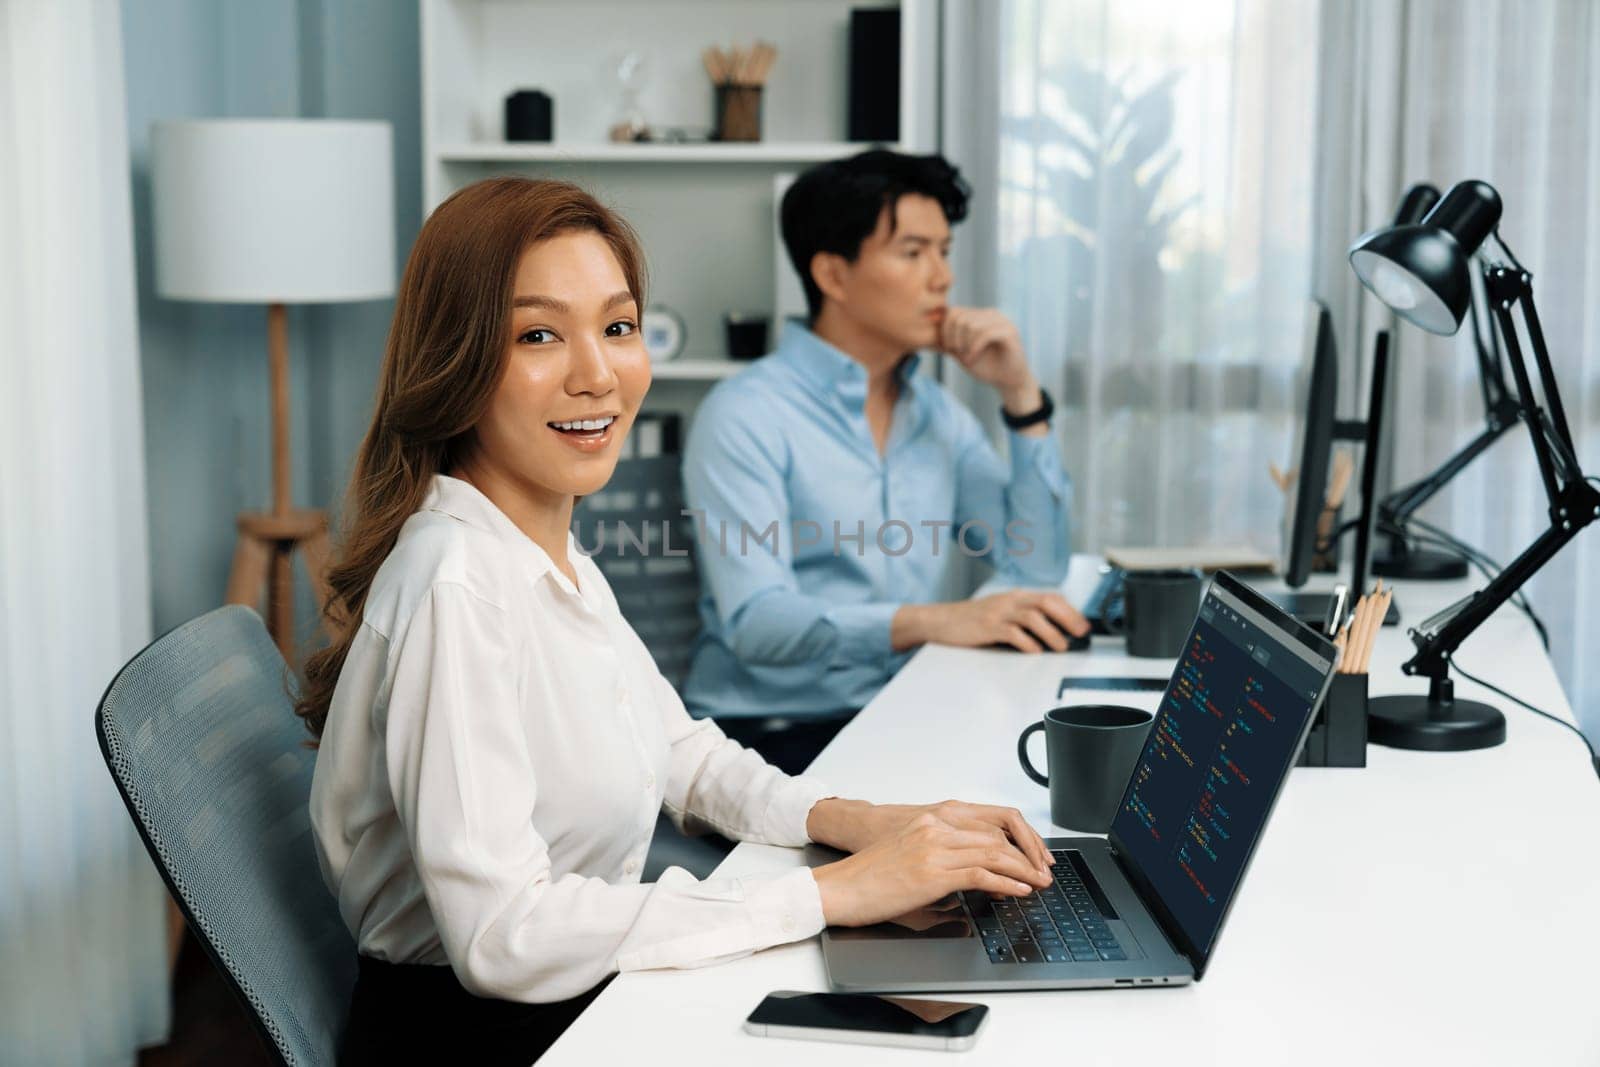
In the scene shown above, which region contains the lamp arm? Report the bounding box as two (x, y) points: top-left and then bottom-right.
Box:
(1513, 281), (1583, 480)
(1402, 484), (1597, 680)
(1485, 230), (1585, 482)
(1486, 266), (1573, 499)
(1466, 268), (1512, 411)
(1400, 268), (1600, 681)
(1379, 412), (1518, 526)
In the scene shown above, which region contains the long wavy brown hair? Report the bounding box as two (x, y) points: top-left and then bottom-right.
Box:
(294, 177), (646, 739)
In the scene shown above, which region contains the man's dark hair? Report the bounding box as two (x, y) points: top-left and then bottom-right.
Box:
(780, 149), (971, 320)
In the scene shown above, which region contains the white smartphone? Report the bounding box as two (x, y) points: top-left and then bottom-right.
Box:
(743, 990), (989, 1052)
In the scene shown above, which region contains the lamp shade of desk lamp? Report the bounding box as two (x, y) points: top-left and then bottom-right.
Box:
(1349, 179), (1501, 335)
(151, 119), (395, 658)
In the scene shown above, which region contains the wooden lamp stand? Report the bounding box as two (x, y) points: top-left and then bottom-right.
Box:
(223, 303), (332, 662)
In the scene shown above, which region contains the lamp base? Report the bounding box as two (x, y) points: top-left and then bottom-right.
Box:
(1368, 689), (1506, 751)
(1371, 542), (1469, 581)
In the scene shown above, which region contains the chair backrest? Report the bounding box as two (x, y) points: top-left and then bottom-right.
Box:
(96, 606), (355, 1067)
(572, 413), (702, 688)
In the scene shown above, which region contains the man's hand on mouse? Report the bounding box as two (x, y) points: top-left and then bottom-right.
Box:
(892, 590), (1089, 653)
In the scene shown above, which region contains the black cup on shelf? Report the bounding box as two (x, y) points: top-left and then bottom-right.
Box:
(505, 89), (553, 142)
(1106, 568), (1204, 658)
(724, 313), (770, 359)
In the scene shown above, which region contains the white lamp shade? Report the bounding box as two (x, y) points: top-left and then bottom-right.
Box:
(151, 119), (396, 303)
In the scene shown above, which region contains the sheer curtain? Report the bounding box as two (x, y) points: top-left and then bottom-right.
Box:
(1366, 0), (1600, 737)
(992, 0), (1599, 738)
(0, 0), (171, 1061)
(995, 0), (1323, 557)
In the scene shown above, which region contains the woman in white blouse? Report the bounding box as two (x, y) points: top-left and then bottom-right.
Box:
(298, 177), (1055, 1065)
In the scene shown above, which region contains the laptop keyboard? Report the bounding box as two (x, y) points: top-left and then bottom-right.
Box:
(962, 850), (1127, 965)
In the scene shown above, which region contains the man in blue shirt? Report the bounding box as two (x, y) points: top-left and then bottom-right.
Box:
(681, 150), (1086, 773)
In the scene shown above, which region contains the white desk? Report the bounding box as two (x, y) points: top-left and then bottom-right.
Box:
(547, 558), (1600, 1065)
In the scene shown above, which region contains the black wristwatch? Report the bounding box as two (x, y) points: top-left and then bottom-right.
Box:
(1000, 386), (1054, 430)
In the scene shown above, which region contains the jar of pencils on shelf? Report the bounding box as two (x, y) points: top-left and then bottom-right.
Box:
(715, 84), (762, 141)
(703, 42), (776, 142)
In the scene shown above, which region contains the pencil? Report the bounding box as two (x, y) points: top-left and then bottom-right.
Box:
(1356, 583), (1387, 673)
(1348, 593), (1376, 675)
(1369, 588), (1393, 672)
(1344, 596), (1363, 675)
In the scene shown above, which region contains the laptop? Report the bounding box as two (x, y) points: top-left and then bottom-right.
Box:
(816, 570), (1339, 992)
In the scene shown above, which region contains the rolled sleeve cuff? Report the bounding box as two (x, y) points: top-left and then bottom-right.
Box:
(762, 773), (838, 846)
(613, 867), (827, 972)
(820, 601), (898, 665)
(1008, 430), (1069, 498)
(743, 867), (829, 950)
(774, 866), (828, 942)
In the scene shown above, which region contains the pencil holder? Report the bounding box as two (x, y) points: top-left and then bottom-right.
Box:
(1297, 672), (1368, 768)
(715, 85), (762, 141)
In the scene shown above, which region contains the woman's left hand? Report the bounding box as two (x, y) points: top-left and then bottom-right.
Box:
(807, 798), (1052, 876)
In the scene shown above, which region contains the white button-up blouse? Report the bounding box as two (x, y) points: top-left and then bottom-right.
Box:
(309, 474), (833, 1002)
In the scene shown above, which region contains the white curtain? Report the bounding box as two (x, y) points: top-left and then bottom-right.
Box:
(991, 0), (1599, 739)
(1358, 0), (1600, 738)
(995, 0), (1325, 556)
(0, 1), (171, 1063)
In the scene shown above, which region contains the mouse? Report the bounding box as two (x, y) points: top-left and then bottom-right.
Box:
(985, 625), (1091, 652)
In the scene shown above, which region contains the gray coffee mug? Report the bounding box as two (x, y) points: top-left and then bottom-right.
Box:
(1109, 568), (1204, 658)
(1017, 704), (1153, 832)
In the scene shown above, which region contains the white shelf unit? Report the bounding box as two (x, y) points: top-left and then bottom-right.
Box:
(420, 0), (937, 400)
(434, 141), (911, 164)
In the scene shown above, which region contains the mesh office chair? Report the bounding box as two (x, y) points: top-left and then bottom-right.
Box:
(96, 606), (355, 1066)
(573, 413), (729, 879)
(571, 413), (702, 689)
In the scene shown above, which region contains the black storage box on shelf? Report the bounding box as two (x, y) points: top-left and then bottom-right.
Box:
(848, 8), (900, 142)
(1297, 672), (1368, 768)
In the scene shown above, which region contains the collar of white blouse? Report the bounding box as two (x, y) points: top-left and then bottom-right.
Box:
(420, 472), (599, 609)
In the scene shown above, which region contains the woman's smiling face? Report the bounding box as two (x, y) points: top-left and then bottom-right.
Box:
(469, 230), (652, 506)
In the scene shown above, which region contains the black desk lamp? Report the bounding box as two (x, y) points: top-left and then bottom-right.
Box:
(1370, 183), (1523, 581)
(1348, 179), (1600, 751)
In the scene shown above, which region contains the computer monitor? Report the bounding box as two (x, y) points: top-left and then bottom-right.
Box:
(1282, 302), (1338, 589)
(1268, 304), (1398, 630)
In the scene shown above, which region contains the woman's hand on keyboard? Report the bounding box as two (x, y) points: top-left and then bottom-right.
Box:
(811, 812), (1053, 927)
(807, 798), (1052, 873)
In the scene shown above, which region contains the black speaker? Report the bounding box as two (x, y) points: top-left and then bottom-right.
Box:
(505, 89), (553, 142)
(848, 8), (900, 142)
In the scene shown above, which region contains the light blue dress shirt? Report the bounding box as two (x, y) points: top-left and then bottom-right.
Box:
(680, 322), (1072, 719)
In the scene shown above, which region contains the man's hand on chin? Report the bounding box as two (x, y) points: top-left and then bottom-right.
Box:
(939, 307), (1044, 427)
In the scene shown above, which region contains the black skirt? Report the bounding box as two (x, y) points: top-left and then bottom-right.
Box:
(339, 955), (613, 1066)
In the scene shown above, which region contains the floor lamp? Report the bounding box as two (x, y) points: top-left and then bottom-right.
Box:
(152, 120), (395, 660)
